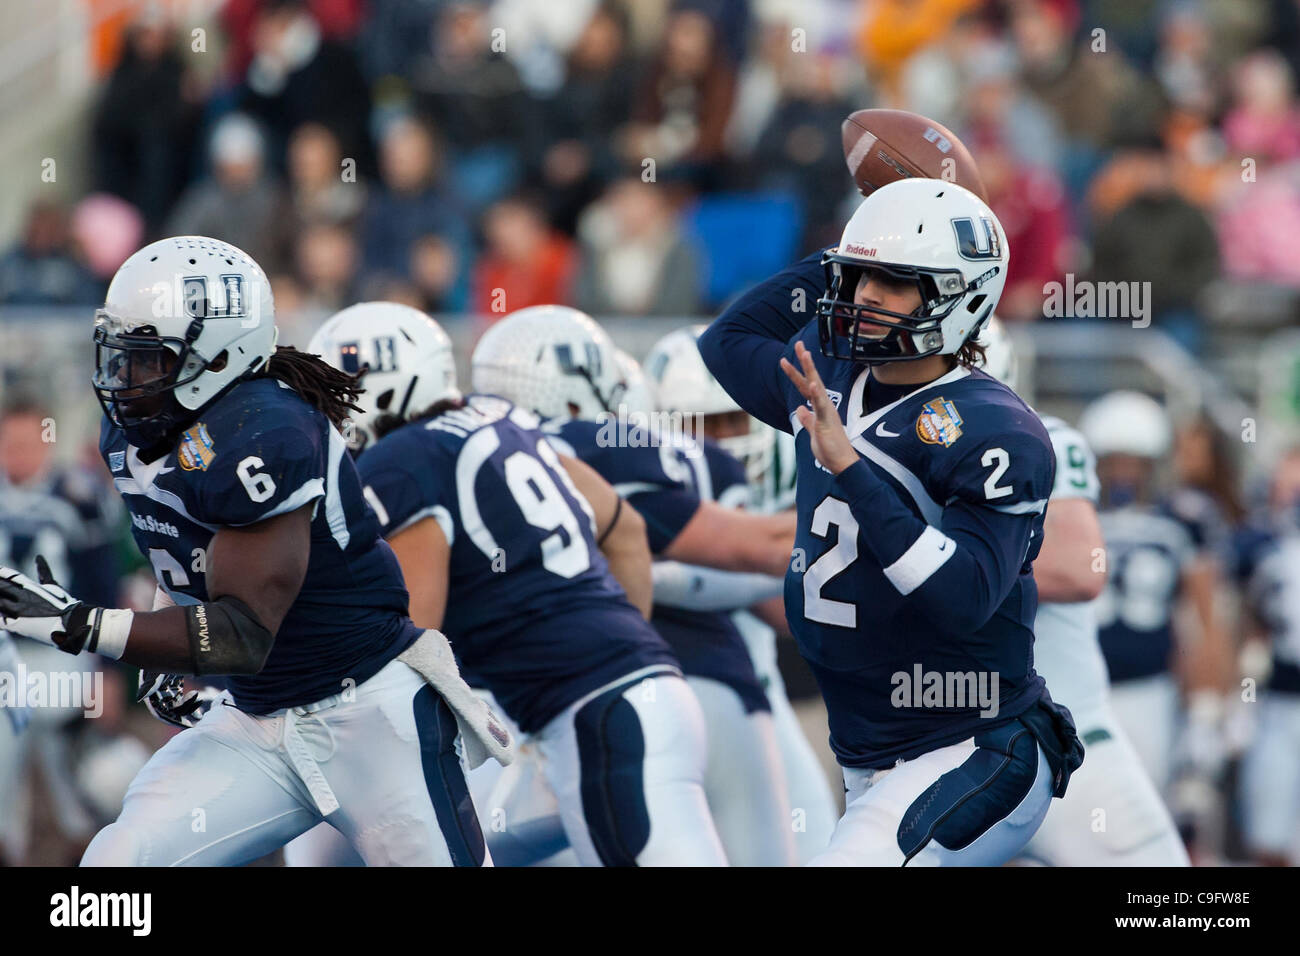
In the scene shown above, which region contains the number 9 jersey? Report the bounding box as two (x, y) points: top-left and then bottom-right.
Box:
(100, 377), (422, 714)
(355, 395), (676, 734)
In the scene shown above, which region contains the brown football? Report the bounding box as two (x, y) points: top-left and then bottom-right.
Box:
(841, 109), (987, 202)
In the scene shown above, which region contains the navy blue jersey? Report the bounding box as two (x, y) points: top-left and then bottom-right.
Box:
(101, 377), (420, 714)
(1234, 521), (1300, 694)
(1094, 503), (1195, 683)
(0, 468), (124, 608)
(357, 395), (676, 733)
(703, 309), (1057, 768)
(547, 420), (769, 713)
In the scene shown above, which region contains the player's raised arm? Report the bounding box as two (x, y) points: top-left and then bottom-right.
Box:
(697, 251), (824, 432)
(559, 452), (654, 617)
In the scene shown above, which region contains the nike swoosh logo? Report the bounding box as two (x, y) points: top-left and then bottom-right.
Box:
(938, 540), (949, 551)
(875, 422), (900, 438)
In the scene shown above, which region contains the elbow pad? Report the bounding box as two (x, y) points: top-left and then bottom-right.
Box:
(186, 596), (274, 676)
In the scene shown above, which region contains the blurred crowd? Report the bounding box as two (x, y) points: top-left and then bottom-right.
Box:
(7, 0), (1300, 352)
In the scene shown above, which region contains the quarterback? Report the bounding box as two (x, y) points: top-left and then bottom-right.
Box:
(699, 180), (1084, 865)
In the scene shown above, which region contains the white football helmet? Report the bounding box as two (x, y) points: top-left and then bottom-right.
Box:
(470, 305), (622, 421)
(643, 325), (775, 489)
(1079, 390), (1172, 459)
(612, 349), (655, 420)
(93, 236), (276, 448)
(308, 302), (460, 452)
(976, 315), (1018, 390)
(818, 179), (1008, 364)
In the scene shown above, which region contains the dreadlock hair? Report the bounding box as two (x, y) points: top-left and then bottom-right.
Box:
(955, 338), (987, 370)
(253, 345), (365, 430)
(372, 397), (466, 441)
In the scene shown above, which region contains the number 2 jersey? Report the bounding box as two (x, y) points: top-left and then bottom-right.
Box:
(100, 377), (422, 714)
(546, 419), (770, 714)
(355, 395), (676, 733)
(701, 274), (1060, 768)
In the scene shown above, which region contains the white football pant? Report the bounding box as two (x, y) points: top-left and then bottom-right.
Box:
(1107, 673), (1179, 794)
(809, 725), (1053, 866)
(1239, 693), (1300, 863)
(734, 611), (838, 862)
(82, 657), (488, 866)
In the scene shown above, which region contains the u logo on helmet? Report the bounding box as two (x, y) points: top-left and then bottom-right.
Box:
(950, 217), (1002, 261)
(182, 275), (248, 320)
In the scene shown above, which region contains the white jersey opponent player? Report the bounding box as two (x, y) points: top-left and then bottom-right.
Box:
(979, 320), (1189, 865)
(642, 326), (839, 863)
(297, 302), (727, 866)
(701, 180), (1084, 865)
(470, 305), (799, 864)
(0, 238), (512, 866)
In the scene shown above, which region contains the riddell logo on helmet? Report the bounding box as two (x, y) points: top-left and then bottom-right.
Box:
(842, 243), (877, 258)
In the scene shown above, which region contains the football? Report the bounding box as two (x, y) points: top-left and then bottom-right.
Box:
(841, 108), (988, 201)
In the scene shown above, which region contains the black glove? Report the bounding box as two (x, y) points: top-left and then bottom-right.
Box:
(0, 556), (97, 654)
(137, 670), (219, 728)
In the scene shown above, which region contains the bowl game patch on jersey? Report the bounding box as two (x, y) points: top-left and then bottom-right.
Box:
(178, 423), (216, 471)
(916, 397), (963, 447)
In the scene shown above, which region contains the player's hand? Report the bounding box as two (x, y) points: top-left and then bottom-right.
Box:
(781, 340), (859, 474)
(137, 670), (218, 728)
(0, 556), (96, 654)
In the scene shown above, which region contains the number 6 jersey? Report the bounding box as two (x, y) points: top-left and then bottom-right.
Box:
(100, 377), (422, 714)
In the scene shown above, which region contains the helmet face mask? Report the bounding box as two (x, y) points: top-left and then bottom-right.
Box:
(817, 256), (987, 364)
(93, 315), (209, 447)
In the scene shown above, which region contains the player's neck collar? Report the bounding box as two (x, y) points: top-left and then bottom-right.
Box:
(844, 364), (970, 443)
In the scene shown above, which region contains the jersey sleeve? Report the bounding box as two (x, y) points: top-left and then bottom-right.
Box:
(698, 249), (825, 432)
(191, 395), (331, 527)
(559, 420), (703, 554)
(1044, 419), (1100, 503)
(355, 430), (456, 543)
(702, 441), (750, 509)
(622, 442), (703, 554)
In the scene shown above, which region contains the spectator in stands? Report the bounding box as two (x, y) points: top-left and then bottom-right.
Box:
(165, 113), (294, 274)
(0, 202), (100, 306)
(412, 1), (534, 209)
(90, 8), (199, 234)
(221, 0), (365, 80)
(358, 116), (472, 310)
(970, 133), (1073, 321)
(1222, 49), (1300, 165)
(238, 0), (374, 177)
(625, 6), (737, 187)
(540, 2), (642, 234)
(1213, 49), (1300, 288)
(752, 51), (859, 249)
(69, 194), (145, 284)
(1009, 0), (1164, 197)
(573, 176), (699, 316)
(1090, 143), (1220, 352)
(294, 221), (361, 314)
(288, 122), (367, 229)
(473, 194), (576, 315)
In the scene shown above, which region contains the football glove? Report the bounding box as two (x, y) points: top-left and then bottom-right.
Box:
(137, 670), (220, 728)
(0, 556), (98, 654)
